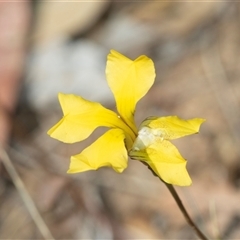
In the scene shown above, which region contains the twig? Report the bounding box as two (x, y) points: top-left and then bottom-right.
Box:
(0, 146), (55, 240)
(209, 200), (221, 240)
(200, 34), (240, 156)
(164, 181), (209, 240)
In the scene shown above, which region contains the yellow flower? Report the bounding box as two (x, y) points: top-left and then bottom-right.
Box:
(48, 50), (205, 186)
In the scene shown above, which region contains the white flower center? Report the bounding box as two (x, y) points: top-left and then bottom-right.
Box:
(132, 127), (164, 151)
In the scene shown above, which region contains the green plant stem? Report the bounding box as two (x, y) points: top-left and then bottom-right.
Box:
(163, 181), (209, 240)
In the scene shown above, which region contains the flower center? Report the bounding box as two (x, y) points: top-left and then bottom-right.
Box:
(132, 126), (165, 151)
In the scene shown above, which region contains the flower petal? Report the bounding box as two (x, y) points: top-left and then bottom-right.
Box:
(67, 129), (128, 173)
(129, 139), (192, 186)
(47, 93), (135, 144)
(140, 116), (205, 140)
(106, 50), (156, 134)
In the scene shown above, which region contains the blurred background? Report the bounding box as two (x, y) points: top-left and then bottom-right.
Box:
(0, 1), (240, 239)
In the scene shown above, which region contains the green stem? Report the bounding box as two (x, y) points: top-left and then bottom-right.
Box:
(163, 181), (209, 240)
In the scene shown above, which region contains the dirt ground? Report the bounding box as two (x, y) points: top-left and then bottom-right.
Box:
(1, 1), (240, 239)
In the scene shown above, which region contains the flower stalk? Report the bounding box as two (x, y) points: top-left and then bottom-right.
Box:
(164, 181), (209, 240)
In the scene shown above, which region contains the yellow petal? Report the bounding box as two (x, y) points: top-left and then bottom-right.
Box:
(140, 116), (205, 140)
(47, 93), (135, 144)
(67, 129), (128, 173)
(129, 139), (192, 186)
(106, 50), (156, 134)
